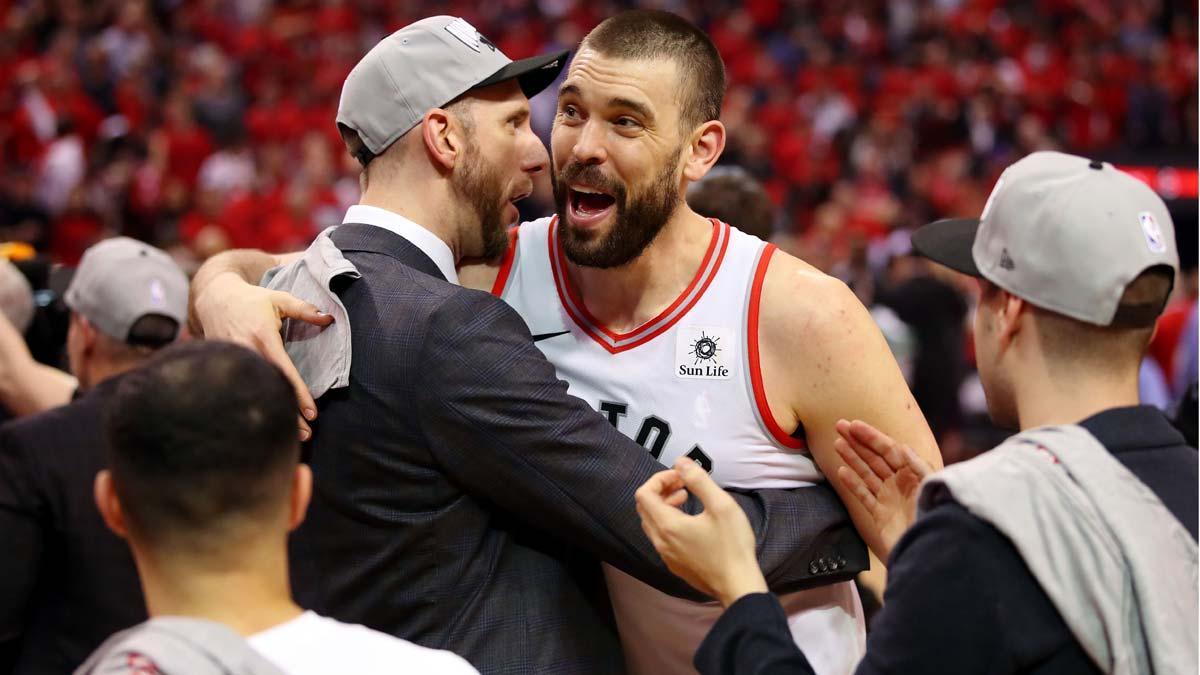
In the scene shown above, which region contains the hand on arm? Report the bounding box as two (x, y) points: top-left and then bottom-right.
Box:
(190, 249), (331, 437)
(635, 457), (767, 607)
(833, 419), (934, 561)
(758, 253), (943, 561)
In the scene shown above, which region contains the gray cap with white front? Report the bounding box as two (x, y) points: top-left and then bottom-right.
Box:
(336, 16), (568, 166)
(912, 151), (1179, 327)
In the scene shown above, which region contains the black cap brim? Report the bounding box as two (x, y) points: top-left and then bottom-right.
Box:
(910, 218), (983, 277)
(476, 49), (569, 99)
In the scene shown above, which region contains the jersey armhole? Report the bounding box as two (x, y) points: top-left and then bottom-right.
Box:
(747, 244), (807, 450)
(490, 226), (520, 297)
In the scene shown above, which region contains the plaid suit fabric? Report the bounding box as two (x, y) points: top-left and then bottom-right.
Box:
(289, 224), (865, 674)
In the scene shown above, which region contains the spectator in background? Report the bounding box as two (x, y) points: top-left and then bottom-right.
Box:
(0, 258), (76, 421)
(80, 342), (477, 675)
(0, 258), (33, 337)
(875, 233), (968, 444)
(686, 165), (775, 240)
(0, 237), (188, 673)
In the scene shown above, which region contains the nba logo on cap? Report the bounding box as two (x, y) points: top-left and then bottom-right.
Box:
(1139, 212), (1167, 254)
(150, 278), (165, 308)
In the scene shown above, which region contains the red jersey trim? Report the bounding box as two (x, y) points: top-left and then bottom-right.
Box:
(490, 226), (520, 297)
(549, 218), (730, 354)
(748, 245), (806, 450)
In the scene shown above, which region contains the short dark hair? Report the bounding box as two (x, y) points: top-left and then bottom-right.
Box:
(1033, 266), (1174, 369)
(104, 341), (299, 553)
(581, 10), (725, 130)
(686, 166), (775, 240)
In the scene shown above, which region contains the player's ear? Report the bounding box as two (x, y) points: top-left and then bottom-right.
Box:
(421, 108), (460, 172)
(682, 120), (725, 183)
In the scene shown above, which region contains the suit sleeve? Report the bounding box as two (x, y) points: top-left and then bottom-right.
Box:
(414, 290), (860, 598)
(0, 423), (46, 670)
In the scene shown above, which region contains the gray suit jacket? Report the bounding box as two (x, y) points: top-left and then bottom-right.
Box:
(288, 223), (866, 674)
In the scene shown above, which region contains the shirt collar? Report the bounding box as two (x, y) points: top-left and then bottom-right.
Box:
(1078, 405), (1188, 455)
(342, 204), (459, 285)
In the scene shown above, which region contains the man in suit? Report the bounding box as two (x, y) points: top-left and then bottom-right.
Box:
(190, 17), (864, 674)
(636, 152), (1199, 674)
(0, 238), (190, 673)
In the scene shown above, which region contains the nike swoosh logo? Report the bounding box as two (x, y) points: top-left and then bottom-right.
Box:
(531, 330), (571, 342)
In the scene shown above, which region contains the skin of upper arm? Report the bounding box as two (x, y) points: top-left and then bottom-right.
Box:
(757, 253), (943, 552)
(457, 261), (501, 293)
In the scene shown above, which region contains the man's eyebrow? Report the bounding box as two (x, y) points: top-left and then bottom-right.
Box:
(557, 84), (654, 121)
(609, 97), (653, 121)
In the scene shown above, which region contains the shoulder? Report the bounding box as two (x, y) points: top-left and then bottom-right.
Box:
(755, 246), (880, 363)
(0, 394), (96, 447)
(284, 614), (479, 674)
(422, 286), (532, 358)
(517, 215), (555, 236)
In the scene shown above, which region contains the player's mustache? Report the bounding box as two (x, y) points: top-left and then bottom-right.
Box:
(556, 162), (627, 201)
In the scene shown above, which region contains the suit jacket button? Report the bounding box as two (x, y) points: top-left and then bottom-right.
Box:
(809, 561), (820, 574)
(819, 558), (829, 572)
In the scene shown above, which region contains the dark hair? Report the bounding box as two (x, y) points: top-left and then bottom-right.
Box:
(581, 10), (725, 130)
(686, 166), (776, 240)
(104, 341), (299, 551)
(338, 123), (375, 168)
(988, 266), (1175, 370)
(126, 314), (180, 348)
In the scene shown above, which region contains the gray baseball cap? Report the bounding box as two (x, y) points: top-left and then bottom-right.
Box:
(336, 16), (568, 166)
(64, 237), (189, 344)
(912, 151), (1179, 328)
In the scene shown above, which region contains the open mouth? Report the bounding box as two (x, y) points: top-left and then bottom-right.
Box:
(568, 186), (617, 227)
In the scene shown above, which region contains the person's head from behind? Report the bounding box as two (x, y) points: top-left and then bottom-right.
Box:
(94, 341), (307, 575)
(336, 17), (567, 260)
(912, 151), (1180, 429)
(551, 10), (727, 268)
(0, 257), (34, 334)
(64, 237), (189, 390)
(686, 166), (775, 240)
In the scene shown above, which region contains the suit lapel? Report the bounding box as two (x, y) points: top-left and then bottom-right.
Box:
(331, 223), (448, 282)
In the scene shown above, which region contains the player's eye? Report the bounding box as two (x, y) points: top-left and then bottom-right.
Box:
(614, 117), (640, 128)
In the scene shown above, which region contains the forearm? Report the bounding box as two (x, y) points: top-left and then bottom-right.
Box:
(727, 486), (867, 595)
(189, 249), (299, 335)
(0, 361), (74, 417)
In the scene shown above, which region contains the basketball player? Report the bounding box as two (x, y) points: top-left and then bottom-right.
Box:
(459, 13), (940, 674)
(191, 11), (941, 675)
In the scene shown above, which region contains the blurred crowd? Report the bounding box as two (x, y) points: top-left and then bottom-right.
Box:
(0, 0), (1195, 454)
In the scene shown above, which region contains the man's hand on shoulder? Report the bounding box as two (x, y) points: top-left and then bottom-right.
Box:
(756, 248), (943, 560)
(190, 249), (332, 438)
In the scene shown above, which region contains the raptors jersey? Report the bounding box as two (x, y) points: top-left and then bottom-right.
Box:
(493, 216), (865, 675)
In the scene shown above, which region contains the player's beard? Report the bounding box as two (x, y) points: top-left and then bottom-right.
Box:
(452, 137), (511, 260)
(552, 150), (681, 269)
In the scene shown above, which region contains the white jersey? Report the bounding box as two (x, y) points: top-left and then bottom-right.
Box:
(248, 611), (479, 675)
(495, 216), (865, 675)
